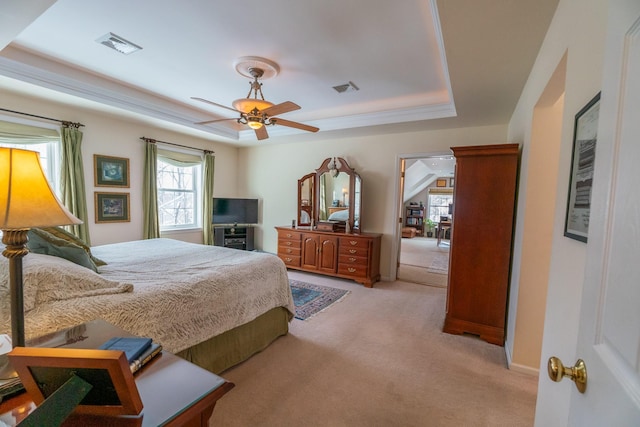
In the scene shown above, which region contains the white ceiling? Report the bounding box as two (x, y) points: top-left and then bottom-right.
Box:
(0, 0), (558, 146)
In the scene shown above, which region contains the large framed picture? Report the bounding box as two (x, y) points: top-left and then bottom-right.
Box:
(95, 192), (130, 223)
(94, 155), (129, 187)
(564, 92), (601, 242)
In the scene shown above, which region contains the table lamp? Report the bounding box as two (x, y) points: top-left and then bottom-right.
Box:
(1, 147), (82, 347)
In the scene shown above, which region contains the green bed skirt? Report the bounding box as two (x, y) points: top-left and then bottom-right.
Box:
(175, 306), (291, 374)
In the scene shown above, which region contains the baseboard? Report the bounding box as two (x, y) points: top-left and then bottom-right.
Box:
(509, 362), (539, 376)
(504, 340), (539, 375)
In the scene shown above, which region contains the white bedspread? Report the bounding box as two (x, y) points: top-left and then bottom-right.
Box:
(1, 238), (294, 353)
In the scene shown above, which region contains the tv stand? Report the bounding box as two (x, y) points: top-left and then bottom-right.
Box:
(213, 226), (254, 251)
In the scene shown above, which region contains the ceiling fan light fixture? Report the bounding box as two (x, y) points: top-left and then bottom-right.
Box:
(247, 119), (263, 129)
(232, 98), (274, 113)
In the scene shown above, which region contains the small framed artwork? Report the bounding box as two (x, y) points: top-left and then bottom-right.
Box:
(436, 179), (447, 188)
(8, 346), (143, 416)
(564, 92), (601, 243)
(94, 155), (130, 188)
(95, 192), (130, 223)
(449, 178), (455, 187)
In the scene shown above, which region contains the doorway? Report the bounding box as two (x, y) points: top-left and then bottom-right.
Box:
(394, 154), (454, 286)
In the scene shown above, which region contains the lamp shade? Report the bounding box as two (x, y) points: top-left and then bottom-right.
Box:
(0, 147), (82, 229)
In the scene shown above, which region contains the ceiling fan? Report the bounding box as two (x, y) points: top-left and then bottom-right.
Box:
(192, 67), (319, 140)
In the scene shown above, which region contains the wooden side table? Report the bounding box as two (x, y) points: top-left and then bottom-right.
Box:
(0, 319), (234, 426)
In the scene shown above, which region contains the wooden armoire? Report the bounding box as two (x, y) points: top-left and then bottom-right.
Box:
(443, 144), (519, 346)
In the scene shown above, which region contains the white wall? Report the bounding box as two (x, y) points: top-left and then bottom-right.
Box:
(238, 124), (507, 280)
(506, 0), (608, 424)
(0, 83), (239, 246)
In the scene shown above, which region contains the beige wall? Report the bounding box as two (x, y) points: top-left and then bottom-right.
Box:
(0, 83), (239, 246)
(238, 124), (508, 280)
(506, 0), (607, 424)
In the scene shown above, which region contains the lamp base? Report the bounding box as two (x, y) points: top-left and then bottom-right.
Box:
(0, 355), (18, 380)
(1, 228), (29, 348)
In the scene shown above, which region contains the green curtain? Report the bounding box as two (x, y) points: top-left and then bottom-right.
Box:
(143, 141), (160, 239)
(60, 126), (90, 245)
(202, 152), (215, 245)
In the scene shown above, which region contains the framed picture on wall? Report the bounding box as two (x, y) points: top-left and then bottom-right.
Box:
(564, 92), (601, 243)
(449, 178), (455, 187)
(95, 192), (130, 223)
(94, 155), (130, 187)
(436, 179), (447, 187)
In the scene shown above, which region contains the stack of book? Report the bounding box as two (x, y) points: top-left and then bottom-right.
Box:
(0, 334), (23, 402)
(0, 376), (23, 402)
(98, 336), (163, 374)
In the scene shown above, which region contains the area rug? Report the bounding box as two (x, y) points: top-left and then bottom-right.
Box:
(289, 280), (350, 320)
(426, 252), (449, 274)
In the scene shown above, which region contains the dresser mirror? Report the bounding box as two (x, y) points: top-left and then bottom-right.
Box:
(297, 157), (361, 231)
(297, 173), (314, 226)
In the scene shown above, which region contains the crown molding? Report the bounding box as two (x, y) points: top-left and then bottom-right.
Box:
(0, 44), (456, 143)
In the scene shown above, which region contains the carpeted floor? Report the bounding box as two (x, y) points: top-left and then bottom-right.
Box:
(210, 271), (538, 427)
(290, 279), (350, 320)
(398, 237), (450, 287)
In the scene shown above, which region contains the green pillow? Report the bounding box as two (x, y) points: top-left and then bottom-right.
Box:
(27, 228), (99, 272)
(38, 226), (107, 266)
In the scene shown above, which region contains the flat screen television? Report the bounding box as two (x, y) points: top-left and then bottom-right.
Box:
(212, 198), (259, 224)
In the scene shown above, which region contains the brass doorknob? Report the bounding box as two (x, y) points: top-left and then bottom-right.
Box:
(547, 356), (587, 393)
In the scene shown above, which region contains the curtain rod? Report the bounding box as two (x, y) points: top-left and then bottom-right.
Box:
(140, 136), (214, 154)
(0, 107), (84, 128)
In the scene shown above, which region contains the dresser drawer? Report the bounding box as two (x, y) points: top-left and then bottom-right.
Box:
(339, 244), (369, 257)
(338, 263), (368, 278)
(339, 254), (367, 266)
(278, 230), (301, 241)
(278, 254), (301, 267)
(340, 236), (370, 251)
(278, 246), (301, 256)
(278, 239), (301, 249)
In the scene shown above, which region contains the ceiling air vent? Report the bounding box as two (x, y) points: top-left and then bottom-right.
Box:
(96, 32), (142, 55)
(333, 81), (359, 93)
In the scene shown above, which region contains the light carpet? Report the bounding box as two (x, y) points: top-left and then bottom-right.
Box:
(290, 280), (350, 320)
(210, 271), (538, 427)
(398, 237), (449, 287)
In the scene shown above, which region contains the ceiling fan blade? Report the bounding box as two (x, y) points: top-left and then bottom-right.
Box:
(271, 118), (319, 133)
(195, 117), (237, 125)
(261, 101), (300, 117)
(191, 97), (240, 113)
(255, 125), (269, 140)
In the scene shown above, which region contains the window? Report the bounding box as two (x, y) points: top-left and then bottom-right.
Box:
(0, 120), (61, 195)
(157, 159), (201, 230)
(428, 192), (453, 222)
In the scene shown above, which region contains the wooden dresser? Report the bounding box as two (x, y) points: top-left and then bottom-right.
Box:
(275, 227), (381, 287)
(443, 144), (519, 346)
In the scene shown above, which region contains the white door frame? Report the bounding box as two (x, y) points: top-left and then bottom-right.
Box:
(390, 151), (453, 280)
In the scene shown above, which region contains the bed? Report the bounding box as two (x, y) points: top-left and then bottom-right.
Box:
(0, 237), (295, 374)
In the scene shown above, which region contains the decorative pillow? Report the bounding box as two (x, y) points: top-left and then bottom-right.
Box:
(38, 227), (107, 267)
(27, 228), (98, 272)
(0, 252), (133, 313)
